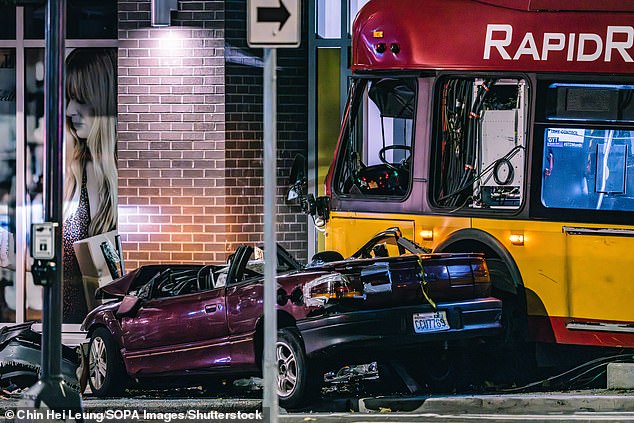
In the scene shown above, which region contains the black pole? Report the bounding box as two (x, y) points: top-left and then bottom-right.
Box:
(21, 0), (82, 411)
(42, 0), (65, 384)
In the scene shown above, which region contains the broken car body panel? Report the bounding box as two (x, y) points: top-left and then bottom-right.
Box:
(81, 229), (502, 383)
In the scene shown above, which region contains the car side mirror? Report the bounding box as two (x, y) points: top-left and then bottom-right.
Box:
(116, 294), (142, 317)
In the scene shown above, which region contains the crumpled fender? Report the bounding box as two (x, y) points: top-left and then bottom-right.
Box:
(0, 322), (80, 391)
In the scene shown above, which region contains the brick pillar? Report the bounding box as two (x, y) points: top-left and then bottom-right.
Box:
(118, 0), (226, 269)
(118, 0), (308, 269)
(225, 0), (309, 262)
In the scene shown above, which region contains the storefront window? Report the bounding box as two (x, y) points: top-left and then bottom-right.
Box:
(0, 48), (16, 323)
(23, 5), (44, 40)
(25, 49), (45, 321)
(67, 0), (117, 39)
(25, 48), (118, 324)
(0, 7), (15, 40)
(0, 3), (118, 327)
(349, 0), (370, 35)
(24, 0), (117, 40)
(316, 0), (341, 39)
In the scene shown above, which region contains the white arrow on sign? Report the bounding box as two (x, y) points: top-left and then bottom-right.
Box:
(247, 0), (301, 48)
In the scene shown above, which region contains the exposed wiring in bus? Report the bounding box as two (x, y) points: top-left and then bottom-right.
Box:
(438, 145), (524, 205)
(438, 78), (497, 208)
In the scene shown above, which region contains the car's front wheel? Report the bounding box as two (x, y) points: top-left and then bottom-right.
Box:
(276, 328), (318, 409)
(88, 327), (126, 397)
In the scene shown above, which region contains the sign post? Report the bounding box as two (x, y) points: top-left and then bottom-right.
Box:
(247, 1), (300, 421)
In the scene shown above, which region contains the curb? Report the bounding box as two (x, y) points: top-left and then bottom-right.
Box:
(85, 398), (262, 412)
(358, 392), (634, 414)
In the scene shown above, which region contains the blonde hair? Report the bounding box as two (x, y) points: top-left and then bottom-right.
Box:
(64, 48), (118, 236)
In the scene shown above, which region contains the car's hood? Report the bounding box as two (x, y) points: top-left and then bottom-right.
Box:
(95, 268), (141, 299)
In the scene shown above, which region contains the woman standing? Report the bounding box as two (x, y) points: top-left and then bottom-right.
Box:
(63, 48), (117, 323)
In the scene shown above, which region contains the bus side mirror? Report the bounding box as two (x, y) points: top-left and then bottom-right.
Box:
(286, 154), (331, 227)
(314, 196), (330, 226)
(287, 154), (307, 207)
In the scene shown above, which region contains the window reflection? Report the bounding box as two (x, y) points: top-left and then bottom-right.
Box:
(0, 48), (16, 323)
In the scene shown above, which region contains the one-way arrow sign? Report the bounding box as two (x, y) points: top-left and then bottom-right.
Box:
(248, 0), (301, 48)
(257, 1), (290, 30)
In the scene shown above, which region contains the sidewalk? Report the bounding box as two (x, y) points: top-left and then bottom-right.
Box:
(358, 390), (634, 414)
(0, 389), (631, 414)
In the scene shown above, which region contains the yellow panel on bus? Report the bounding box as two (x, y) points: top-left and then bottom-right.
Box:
(326, 211), (470, 258)
(474, 218), (634, 324)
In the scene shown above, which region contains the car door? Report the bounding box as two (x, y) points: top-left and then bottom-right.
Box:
(120, 270), (229, 375)
(225, 246), (265, 369)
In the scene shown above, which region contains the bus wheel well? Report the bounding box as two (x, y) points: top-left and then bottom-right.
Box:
(439, 239), (498, 260)
(254, 311), (297, 370)
(436, 238), (521, 297)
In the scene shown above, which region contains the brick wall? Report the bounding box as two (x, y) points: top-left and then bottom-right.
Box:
(118, 0), (309, 268)
(117, 0), (226, 269)
(225, 0), (309, 262)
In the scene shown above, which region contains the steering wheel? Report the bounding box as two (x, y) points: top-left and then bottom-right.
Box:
(379, 145), (412, 171)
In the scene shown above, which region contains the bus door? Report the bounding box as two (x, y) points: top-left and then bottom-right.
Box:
(537, 82), (634, 329)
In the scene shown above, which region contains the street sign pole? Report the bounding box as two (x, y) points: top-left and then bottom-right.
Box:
(248, 1), (299, 421)
(262, 47), (278, 423)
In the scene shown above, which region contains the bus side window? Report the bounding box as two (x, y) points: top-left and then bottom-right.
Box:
(540, 83), (634, 212)
(541, 129), (634, 211)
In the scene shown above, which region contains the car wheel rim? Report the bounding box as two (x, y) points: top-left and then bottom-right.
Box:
(89, 337), (107, 391)
(276, 341), (298, 398)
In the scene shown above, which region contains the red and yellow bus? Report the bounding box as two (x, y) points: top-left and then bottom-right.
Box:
(317, 0), (634, 355)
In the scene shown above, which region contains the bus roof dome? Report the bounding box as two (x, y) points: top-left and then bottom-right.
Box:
(352, 0), (634, 74)
(476, 0), (634, 12)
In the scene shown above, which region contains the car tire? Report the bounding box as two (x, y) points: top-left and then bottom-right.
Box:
(88, 327), (126, 397)
(276, 328), (318, 409)
(488, 259), (535, 387)
(418, 344), (470, 393)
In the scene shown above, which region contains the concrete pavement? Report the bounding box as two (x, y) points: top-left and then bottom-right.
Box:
(0, 389), (631, 420)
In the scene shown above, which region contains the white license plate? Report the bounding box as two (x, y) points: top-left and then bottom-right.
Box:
(413, 311), (450, 333)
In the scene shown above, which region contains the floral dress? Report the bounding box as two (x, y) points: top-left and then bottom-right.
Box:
(62, 171), (90, 323)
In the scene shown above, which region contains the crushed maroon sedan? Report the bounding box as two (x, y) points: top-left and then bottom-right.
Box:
(81, 227), (502, 407)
